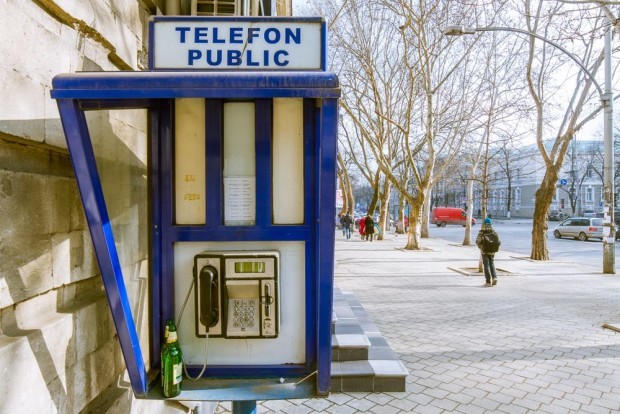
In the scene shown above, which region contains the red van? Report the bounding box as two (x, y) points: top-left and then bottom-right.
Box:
(431, 207), (476, 227)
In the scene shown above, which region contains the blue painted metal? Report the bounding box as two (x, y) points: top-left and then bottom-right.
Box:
(159, 100), (176, 337)
(205, 100), (223, 227)
(232, 400), (257, 414)
(56, 99), (148, 395)
(303, 99), (318, 368)
(51, 71), (340, 399)
(316, 98), (339, 395)
(255, 99), (272, 227)
(51, 72), (340, 99)
(149, 103), (165, 369)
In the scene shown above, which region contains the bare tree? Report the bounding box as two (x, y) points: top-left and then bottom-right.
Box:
(522, 1), (612, 260)
(337, 151), (355, 215)
(367, 0), (499, 249)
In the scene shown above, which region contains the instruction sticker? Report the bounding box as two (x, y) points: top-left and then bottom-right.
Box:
(224, 176), (255, 224)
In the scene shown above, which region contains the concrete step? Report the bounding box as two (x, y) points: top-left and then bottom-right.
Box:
(330, 289), (408, 392)
(332, 324), (370, 362)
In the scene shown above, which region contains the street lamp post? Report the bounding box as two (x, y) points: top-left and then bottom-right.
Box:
(444, 25), (615, 274)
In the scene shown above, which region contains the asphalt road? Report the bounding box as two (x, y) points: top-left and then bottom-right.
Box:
(426, 219), (618, 265)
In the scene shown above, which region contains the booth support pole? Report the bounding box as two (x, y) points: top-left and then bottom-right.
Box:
(316, 98), (339, 395)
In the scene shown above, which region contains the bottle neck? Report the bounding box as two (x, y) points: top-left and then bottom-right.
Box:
(167, 331), (177, 343)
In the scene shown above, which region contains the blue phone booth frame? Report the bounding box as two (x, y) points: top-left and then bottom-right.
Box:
(51, 71), (340, 402)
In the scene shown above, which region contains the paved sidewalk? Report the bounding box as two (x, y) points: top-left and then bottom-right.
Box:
(219, 231), (620, 413)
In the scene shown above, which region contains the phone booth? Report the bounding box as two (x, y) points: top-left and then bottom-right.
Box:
(51, 17), (339, 409)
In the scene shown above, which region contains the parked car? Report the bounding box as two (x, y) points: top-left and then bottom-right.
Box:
(547, 210), (568, 221)
(553, 217), (604, 241)
(431, 207), (476, 227)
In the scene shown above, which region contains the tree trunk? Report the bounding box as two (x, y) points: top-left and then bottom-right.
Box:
(506, 180), (512, 219)
(337, 172), (347, 216)
(396, 197), (405, 234)
(463, 176), (475, 246)
(531, 173), (557, 260)
(420, 191), (431, 238)
(404, 198), (423, 250)
(367, 171), (380, 215)
(345, 174), (355, 214)
(377, 180), (391, 240)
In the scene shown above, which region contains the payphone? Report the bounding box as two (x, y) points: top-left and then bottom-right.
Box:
(194, 251), (279, 338)
(51, 16), (339, 404)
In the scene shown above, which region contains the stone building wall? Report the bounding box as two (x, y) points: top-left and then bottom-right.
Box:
(0, 1), (186, 413)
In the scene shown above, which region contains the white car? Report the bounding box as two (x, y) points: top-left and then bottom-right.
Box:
(553, 217), (604, 241)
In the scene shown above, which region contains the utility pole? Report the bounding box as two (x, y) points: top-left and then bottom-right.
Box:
(602, 24), (615, 273)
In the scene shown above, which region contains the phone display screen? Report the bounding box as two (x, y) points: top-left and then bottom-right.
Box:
(234, 261), (266, 273)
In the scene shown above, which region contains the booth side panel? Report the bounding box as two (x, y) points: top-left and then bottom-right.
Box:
(56, 99), (148, 395)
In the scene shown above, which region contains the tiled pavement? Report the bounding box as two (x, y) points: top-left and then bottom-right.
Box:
(215, 230), (620, 413)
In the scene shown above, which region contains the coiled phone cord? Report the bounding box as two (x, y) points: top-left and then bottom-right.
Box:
(176, 278), (209, 380)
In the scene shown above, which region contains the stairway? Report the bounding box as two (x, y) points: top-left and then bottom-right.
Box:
(331, 288), (409, 392)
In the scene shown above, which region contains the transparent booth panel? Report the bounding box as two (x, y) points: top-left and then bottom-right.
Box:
(85, 109), (150, 367)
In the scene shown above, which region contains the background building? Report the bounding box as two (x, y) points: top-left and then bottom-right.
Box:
(487, 140), (605, 218)
(431, 139), (607, 219)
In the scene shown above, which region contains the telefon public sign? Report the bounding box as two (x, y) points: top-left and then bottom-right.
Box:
(150, 17), (325, 70)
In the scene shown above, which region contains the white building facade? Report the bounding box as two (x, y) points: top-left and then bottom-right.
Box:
(483, 140), (605, 219)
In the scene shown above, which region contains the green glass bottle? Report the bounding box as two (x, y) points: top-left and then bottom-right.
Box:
(162, 323), (183, 398)
(160, 319), (174, 388)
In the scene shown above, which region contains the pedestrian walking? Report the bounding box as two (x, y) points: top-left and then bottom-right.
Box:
(358, 217), (366, 239)
(342, 212), (353, 240)
(364, 214), (375, 242)
(338, 213), (345, 236)
(475, 217), (501, 287)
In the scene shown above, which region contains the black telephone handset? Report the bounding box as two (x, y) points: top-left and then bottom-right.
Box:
(199, 266), (219, 329)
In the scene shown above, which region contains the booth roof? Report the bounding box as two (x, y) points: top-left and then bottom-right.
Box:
(51, 71), (340, 100)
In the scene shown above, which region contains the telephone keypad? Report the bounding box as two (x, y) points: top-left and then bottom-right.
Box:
(232, 300), (256, 329)
(227, 299), (260, 336)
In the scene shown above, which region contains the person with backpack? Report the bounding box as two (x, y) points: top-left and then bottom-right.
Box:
(341, 212), (353, 240)
(475, 217), (501, 287)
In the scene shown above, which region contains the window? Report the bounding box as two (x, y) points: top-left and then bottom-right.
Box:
(515, 188), (521, 208)
(195, 0), (237, 16)
(586, 187), (593, 202)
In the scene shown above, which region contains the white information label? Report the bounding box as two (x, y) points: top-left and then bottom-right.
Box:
(151, 19), (324, 70)
(224, 176), (256, 224)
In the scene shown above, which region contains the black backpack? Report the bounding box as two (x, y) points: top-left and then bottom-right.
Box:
(482, 232), (501, 253)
